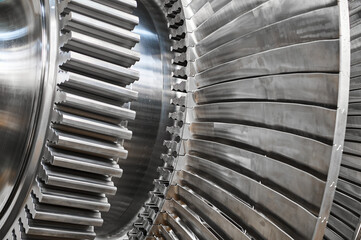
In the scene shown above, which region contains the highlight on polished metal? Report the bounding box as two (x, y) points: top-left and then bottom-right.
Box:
(0, 0), (359, 239)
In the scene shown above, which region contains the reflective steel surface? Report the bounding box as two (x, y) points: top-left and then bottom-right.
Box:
(0, 0), (356, 239)
(0, 0), (44, 215)
(96, 0), (175, 238)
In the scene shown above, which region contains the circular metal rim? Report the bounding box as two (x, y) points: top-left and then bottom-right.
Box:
(312, 0), (351, 238)
(0, 0), (58, 236)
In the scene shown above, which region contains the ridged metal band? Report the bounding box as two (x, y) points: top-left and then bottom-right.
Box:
(4, 0), (140, 239)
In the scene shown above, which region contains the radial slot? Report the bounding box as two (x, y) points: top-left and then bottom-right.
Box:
(193, 73), (339, 107)
(0, 0), (351, 239)
(191, 0), (337, 57)
(58, 71), (138, 102)
(350, 77), (361, 91)
(60, 0), (139, 30)
(91, 0), (137, 14)
(48, 130), (128, 159)
(325, 228), (344, 240)
(55, 91), (135, 121)
(60, 51), (139, 86)
(52, 110), (132, 141)
(157, 225), (179, 240)
(20, 209), (96, 239)
(339, 166), (361, 185)
(62, 32), (140, 68)
(333, 191), (361, 216)
(190, 122), (332, 176)
(61, 11), (140, 48)
(132, 0), (347, 239)
(165, 185), (251, 240)
(185, 139), (325, 212)
(27, 193), (103, 227)
(32, 182), (111, 214)
(193, 40), (340, 88)
(39, 163), (117, 195)
(185, 0), (258, 30)
(192, 102), (336, 141)
(328, 215), (354, 240)
(337, 179), (361, 201)
(1, 0), (141, 238)
(331, 203), (359, 229)
(178, 154), (317, 239)
(154, 212), (200, 240)
(171, 170), (292, 240)
(160, 199), (220, 240)
(44, 148), (123, 177)
(344, 141), (361, 156)
(193, 6), (339, 73)
(342, 153), (361, 171)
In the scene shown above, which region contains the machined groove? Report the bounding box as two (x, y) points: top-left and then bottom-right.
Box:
(186, 0), (260, 31)
(158, 225), (179, 240)
(61, 11), (140, 48)
(185, 139), (325, 211)
(48, 130), (128, 159)
(0, 0), (350, 239)
(27, 193), (103, 227)
(22, 217), (96, 239)
(166, 185), (251, 240)
(133, 0), (347, 239)
(191, 0), (337, 57)
(339, 166), (361, 185)
(3, 0), (141, 238)
(39, 163), (117, 195)
(342, 153), (361, 172)
(62, 31), (140, 67)
(52, 110), (132, 140)
(33, 179), (111, 212)
(55, 91), (136, 120)
(161, 199), (219, 240)
(92, 0), (137, 14)
(193, 73), (339, 107)
(325, 227), (344, 240)
(172, 170), (292, 240)
(334, 190), (361, 215)
(193, 6), (339, 73)
(60, 0), (139, 30)
(190, 122), (332, 176)
(193, 40), (340, 88)
(331, 203), (359, 229)
(337, 179), (361, 201)
(60, 51), (139, 86)
(178, 154), (317, 239)
(155, 212), (200, 240)
(328, 215), (354, 240)
(44, 148), (123, 177)
(192, 102), (337, 141)
(58, 71), (138, 102)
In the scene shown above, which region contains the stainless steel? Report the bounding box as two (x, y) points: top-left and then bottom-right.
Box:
(95, 1), (176, 238)
(0, 0), (59, 235)
(190, 122), (333, 175)
(0, 0), (44, 215)
(1, 0), (140, 238)
(325, 1), (361, 239)
(0, 0), (354, 239)
(140, 0), (350, 240)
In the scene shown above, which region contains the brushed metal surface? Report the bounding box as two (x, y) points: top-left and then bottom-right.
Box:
(144, 0), (349, 240)
(0, 0), (354, 239)
(96, 1), (176, 238)
(326, 1), (361, 239)
(0, 0), (44, 215)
